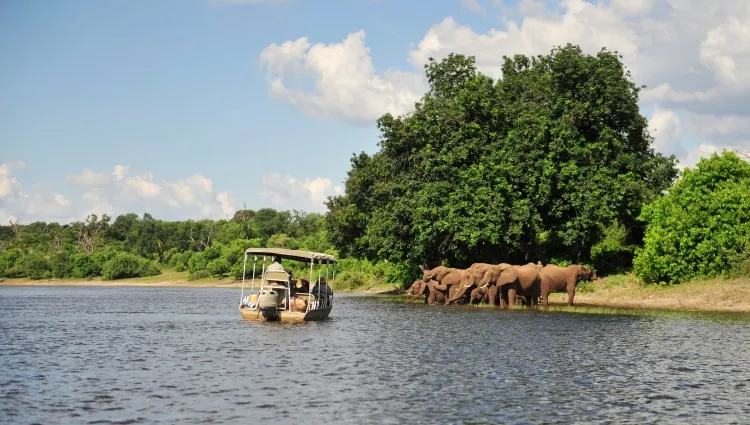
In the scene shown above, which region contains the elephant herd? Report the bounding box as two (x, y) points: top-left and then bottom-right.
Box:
(403, 261), (597, 308)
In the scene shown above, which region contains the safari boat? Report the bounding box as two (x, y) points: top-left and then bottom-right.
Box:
(238, 247), (336, 322)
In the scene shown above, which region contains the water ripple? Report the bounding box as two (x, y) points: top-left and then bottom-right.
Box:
(1, 286), (750, 424)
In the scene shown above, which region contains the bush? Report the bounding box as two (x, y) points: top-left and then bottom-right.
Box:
(169, 251), (193, 272)
(206, 258), (230, 277)
(634, 151), (750, 283)
(102, 252), (142, 280)
(728, 245), (750, 278)
(138, 260), (161, 277)
(51, 252), (73, 278)
(188, 252), (209, 274)
(22, 253), (51, 280)
(0, 248), (24, 277)
(71, 254), (99, 278)
(590, 222), (635, 275)
(334, 269), (374, 290)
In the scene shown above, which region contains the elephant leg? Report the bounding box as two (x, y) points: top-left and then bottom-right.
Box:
(508, 288), (517, 308)
(499, 287), (509, 309)
(567, 280), (576, 306)
(487, 286), (499, 306)
(541, 291), (549, 308)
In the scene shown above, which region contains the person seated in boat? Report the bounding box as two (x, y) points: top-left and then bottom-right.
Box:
(267, 256), (284, 272)
(311, 279), (333, 299)
(297, 279), (310, 294)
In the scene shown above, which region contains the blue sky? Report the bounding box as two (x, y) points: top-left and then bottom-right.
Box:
(2, 0), (748, 223)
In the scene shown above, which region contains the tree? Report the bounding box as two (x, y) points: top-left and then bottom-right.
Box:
(76, 214), (110, 254)
(326, 45), (678, 269)
(634, 151), (750, 283)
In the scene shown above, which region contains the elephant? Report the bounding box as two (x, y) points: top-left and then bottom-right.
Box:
(403, 279), (446, 304)
(448, 263), (518, 306)
(419, 265), (466, 305)
(461, 262), (542, 308)
(539, 264), (597, 307)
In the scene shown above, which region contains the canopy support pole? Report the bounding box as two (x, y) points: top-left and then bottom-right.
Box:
(239, 253), (248, 307)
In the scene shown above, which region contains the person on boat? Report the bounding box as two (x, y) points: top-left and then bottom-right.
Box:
(311, 279), (333, 298)
(267, 256), (284, 271)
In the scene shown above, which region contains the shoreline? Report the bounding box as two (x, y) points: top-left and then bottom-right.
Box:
(2, 275), (749, 314)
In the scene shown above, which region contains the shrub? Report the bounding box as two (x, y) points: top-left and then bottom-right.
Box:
(22, 253), (51, 280)
(334, 269), (374, 290)
(634, 151), (750, 283)
(71, 254), (99, 278)
(590, 222), (635, 275)
(206, 258), (230, 277)
(188, 252), (208, 274)
(169, 251), (193, 272)
(138, 260), (161, 277)
(0, 248), (24, 277)
(51, 252), (73, 278)
(102, 252), (142, 280)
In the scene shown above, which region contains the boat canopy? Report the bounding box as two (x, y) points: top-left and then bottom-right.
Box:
(244, 247), (337, 263)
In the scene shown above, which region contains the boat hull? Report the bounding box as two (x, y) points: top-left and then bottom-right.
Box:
(240, 306), (332, 322)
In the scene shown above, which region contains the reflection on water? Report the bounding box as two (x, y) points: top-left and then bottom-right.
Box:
(1, 286), (749, 424)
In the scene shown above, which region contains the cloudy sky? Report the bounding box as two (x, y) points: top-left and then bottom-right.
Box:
(2, 0), (748, 224)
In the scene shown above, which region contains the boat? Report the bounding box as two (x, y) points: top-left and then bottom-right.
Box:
(238, 247), (336, 322)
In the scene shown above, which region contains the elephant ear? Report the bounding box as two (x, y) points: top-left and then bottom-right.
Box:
(496, 265), (518, 286)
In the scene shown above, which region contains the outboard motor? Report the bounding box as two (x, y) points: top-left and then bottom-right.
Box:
(257, 289), (281, 309)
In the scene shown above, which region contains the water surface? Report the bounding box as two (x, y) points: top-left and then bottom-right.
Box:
(1, 286), (749, 424)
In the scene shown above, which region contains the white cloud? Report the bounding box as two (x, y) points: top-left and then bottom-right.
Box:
(0, 161), (75, 223)
(259, 30), (427, 125)
(216, 192), (236, 217)
(260, 172), (343, 212)
(461, 0), (486, 16)
(2, 164), (239, 223)
(648, 106), (683, 157)
(260, 0), (750, 169)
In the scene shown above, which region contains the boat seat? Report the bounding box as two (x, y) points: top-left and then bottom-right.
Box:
(265, 270), (289, 284)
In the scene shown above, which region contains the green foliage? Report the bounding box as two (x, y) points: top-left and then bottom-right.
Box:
(138, 260), (161, 277)
(71, 254), (99, 278)
(326, 45), (677, 269)
(22, 253), (51, 280)
(590, 222), (636, 275)
(0, 248), (24, 277)
(206, 258), (230, 277)
(168, 251), (193, 272)
(101, 252), (160, 280)
(187, 269), (211, 281)
(634, 151), (750, 283)
(188, 252), (209, 275)
(51, 252), (73, 278)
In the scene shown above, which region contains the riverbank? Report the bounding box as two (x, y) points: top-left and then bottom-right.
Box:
(2, 272), (748, 313)
(562, 274), (750, 313)
(0, 270), (402, 293)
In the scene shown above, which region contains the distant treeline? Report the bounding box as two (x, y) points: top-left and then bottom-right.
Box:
(0, 208), (404, 287)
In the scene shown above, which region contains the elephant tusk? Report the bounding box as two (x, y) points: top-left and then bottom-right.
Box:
(464, 284), (472, 288)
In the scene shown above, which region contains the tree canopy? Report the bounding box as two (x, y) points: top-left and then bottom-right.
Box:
(325, 44), (678, 270)
(634, 151), (750, 283)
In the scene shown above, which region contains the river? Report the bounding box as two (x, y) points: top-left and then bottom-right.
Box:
(1, 286), (749, 424)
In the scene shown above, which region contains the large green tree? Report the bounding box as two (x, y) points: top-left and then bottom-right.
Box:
(326, 45), (678, 269)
